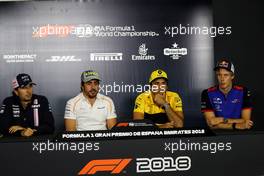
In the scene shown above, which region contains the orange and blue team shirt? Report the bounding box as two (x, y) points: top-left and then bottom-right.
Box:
(201, 85), (252, 119)
(133, 91), (183, 124)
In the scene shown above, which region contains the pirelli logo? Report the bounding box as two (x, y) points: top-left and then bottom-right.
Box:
(90, 53), (123, 61)
(78, 158), (132, 175)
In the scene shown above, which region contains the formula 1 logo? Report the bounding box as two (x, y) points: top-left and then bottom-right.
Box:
(78, 156), (191, 175)
(78, 158), (132, 175)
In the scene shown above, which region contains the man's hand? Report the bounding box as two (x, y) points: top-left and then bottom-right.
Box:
(21, 128), (36, 137)
(9, 126), (25, 134)
(207, 117), (224, 127)
(157, 121), (174, 128)
(153, 93), (166, 107)
(235, 120), (253, 130)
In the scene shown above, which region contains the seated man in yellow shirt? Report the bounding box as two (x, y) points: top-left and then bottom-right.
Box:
(133, 69), (184, 128)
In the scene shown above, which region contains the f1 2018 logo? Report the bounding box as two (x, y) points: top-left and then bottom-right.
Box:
(136, 156), (191, 173)
(78, 158), (132, 175)
(78, 156), (190, 175)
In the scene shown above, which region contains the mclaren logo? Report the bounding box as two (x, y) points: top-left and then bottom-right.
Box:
(78, 158), (132, 175)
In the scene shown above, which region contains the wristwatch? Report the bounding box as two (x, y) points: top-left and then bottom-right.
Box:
(232, 123), (237, 130)
(163, 103), (170, 110)
(223, 119), (228, 124)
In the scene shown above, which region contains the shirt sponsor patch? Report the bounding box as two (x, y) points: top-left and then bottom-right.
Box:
(0, 105), (5, 114)
(97, 106), (106, 109)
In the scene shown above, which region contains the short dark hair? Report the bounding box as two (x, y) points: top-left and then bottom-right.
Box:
(150, 77), (168, 86)
(12, 90), (19, 97)
(80, 80), (100, 92)
(80, 81), (84, 92)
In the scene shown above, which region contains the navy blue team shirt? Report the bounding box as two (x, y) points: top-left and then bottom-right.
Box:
(201, 85), (252, 119)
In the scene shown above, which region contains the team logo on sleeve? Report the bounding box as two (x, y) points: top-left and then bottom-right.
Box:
(175, 97), (181, 103)
(201, 102), (206, 109)
(0, 105), (5, 114)
(48, 104), (52, 112)
(134, 103), (140, 109)
(247, 90), (251, 97)
(64, 103), (73, 117)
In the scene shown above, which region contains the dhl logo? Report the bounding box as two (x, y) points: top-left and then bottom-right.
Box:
(78, 158), (132, 175)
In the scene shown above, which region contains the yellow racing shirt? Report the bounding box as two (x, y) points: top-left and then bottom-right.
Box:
(133, 90), (183, 124)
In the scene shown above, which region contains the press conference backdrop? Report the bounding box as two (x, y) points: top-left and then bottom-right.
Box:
(0, 0), (214, 130)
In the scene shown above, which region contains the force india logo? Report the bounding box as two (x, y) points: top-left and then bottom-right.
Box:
(78, 156), (191, 175)
(164, 43), (188, 60)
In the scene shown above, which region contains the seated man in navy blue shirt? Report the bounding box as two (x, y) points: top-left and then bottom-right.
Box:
(201, 59), (253, 130)
(0, 73), (55, 137)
